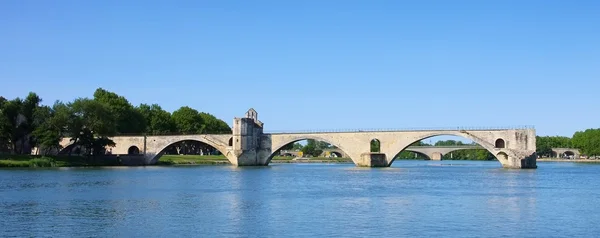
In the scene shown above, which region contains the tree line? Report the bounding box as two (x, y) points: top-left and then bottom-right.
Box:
(537, 131), (600, 157)
(0, 88), (231, 156)
(279, 140), (335, 157)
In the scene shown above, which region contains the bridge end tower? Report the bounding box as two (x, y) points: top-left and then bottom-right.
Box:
(232, 108), (268, 166)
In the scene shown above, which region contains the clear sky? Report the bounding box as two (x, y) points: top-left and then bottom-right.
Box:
(1, 0), (598, 137)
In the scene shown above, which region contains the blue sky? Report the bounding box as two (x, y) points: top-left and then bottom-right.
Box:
(1, 0), (598, 137)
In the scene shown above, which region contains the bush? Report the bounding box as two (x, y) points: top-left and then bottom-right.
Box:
(0, 160), (31, 167)
(29, 158), (55, 167)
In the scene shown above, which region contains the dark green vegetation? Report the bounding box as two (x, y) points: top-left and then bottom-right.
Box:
(0, 89), (231, 158)
(0, 154), (121, 167)
(537, 131), (600, 157)
(394, 140), (496, 161)
(280, 139), (337, 157)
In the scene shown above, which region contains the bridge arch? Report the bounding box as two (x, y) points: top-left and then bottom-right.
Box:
(390, 132), (506, 166)
(267, 135), (352, 164)
(148, 137), (231, 164)
(128, 146), (140, 155)
(497, 152), (508, 161)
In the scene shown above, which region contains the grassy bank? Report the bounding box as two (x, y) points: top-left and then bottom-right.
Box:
(0, 154), (121, 168)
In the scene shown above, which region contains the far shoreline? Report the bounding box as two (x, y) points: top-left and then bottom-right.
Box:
(3, 154), (600, 168)
(537, 158), (600, 163)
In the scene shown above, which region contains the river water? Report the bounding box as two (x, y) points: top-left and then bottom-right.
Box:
(1, 160), (599, 237)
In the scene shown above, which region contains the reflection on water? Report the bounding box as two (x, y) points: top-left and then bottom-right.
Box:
(1, 161), (600, 237)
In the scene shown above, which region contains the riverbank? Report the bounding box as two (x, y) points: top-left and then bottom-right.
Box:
(0, 154), (121, 167)
(7, 155), (595, 168)
(537, 158), (600, 163)
(0, 154), (353, 167)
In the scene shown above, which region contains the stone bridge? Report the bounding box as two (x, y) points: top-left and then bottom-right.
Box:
(281, 145), (484, 161)
(550, 148), (581, 159)
(54, 109), (537, 169)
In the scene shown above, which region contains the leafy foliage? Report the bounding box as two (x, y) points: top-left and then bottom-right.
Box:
(435, 140), (465, 146)
(172, 106), (205, 134)
(370, 139), (380, 152)
(199, 112), (231, 134)
(300, 139), (329, 157)
(394, 151), (429, 160)
(1, 88), (231, 157)
(536, 136), (572, 157)
(93, 88), (145, 134)
(572, 129), (600, 156)
(138, 103), (175, 134)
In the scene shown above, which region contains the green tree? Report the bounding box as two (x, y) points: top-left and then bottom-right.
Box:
(292, 142), (303, 150)
(138, 103), (175, 134)
(572, 129), (600, 156)
(280, 142), (295, 150)
(19, 92), (42, 153)
(67, 98), (117, 156)
(281, 142), (304, 151)
(172, 106), (204, 134)
(31, 103), (65, 155)
(394, 151), (428, 160)
(536, 136), (572, 157)
(442, 149), (494, 160)
(301, 139), (323, 157)
(0, 96), (10, 152)
(316, 141), (331, 149)
(410, 141), (431, 146)
(198, 112), (231, 134)
(31, 101), (71, 155)
(370, 139), (380, 152)
(1, 98), (24, 153)
(93, 88), (146, 134)
(434, 140), (463, 146)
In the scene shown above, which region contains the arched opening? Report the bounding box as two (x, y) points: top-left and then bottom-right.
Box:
(563, 151), (575, 159)
(495, 139), (505, 148)
(128, 146), (140, 155)
(228, 137), (233, 146)
(269, 138), (351, 163)
(329, 151), (343, 158)
(391, 135), (498, 166)
(497, 152), (508, 161)
(370, 139), (381, 153)
(155, 140), (229, 165)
